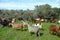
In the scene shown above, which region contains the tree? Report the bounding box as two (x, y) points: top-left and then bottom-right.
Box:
(34, 4), (52, 19)
(52, 7), (60, 19)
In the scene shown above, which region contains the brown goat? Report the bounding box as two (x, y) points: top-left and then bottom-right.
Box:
(50, 19), (56, 23)
(34, 18), (41, 23)
(49, 25), (60, 37)
(9, 23), (23, 30)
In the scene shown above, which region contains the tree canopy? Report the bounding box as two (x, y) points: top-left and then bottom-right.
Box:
(0, 4), (60, 20)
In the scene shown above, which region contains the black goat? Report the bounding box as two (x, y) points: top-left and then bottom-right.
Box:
(0, 19), (10, 27)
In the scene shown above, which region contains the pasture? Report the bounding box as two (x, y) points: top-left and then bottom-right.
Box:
(0, 21), (60, 40)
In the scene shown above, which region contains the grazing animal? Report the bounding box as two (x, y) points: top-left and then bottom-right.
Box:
(9, 23), (23, 30)
(44, 19), (48, 22)
(34, 18), (41, 23)
(50, 19), (56, 23)
(7, 18), (13, 23)
(26, 22), (40, 37)
(41, 19), (44, 22)
(11, 18), (16, 23)
(0, 18), (15, 27)
(0, 19), (10, 27)
(49, 25), (60, 37)
(37, 23), (43, 29)
(58, 20), (60, 23)
(18, 17), (23, 21)
(32, 23), (43, 29)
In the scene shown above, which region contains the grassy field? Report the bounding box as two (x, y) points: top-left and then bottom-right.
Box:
(0, 22), (60, 40)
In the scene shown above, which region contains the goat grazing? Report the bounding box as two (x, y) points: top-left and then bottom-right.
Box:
(34, 18), (41, 23)
(57, 20), (60, 23)
(49, 25), (60, 37)
(11, 18), (16, 23)
(18, 17), (23, 21)
(0, 19), (10, 27)
(9, 23), (23, 30)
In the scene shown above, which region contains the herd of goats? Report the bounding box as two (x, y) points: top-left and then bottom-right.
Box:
(0, 18), (60, 37)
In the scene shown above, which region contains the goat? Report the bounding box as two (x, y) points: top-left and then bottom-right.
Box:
(9, 23), (23, 30)
(32, 23), (43, 29)
(0, 19), (10, 27)
(11, 18), (16, 23)
(26, 22), (40, 37)
(41, 19), (44, 22)
(57, 20), (60, 23)
(18, 17), (23, 21)
(7, 18), (13, 23)
(37, 23), (43, 29)
(49, 25), (60, 37)
(50, 19), (56, 23)
(34, 18), (41, 23)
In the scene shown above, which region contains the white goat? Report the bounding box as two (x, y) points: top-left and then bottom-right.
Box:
(58, 20), (60, 23)
(26, 23), (40, 36)
(12, 18), (15, 23)
(32, 23), (43, 29)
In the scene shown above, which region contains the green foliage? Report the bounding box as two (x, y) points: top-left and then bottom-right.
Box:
(35, 4), (53, 19)
(0, 4), (60, 20)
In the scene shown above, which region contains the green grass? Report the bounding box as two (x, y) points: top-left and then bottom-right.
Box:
(0, 22), (60, 40)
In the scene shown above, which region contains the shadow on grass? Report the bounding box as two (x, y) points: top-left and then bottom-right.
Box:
(40, 33), (44, 36)
(23, 29), (28, 31)
(16, 28), (28, 31)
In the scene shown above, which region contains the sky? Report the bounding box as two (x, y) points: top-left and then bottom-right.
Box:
(0, 0), (60, 10)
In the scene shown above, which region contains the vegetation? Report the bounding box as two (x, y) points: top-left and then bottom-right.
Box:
(0, 4), (60, 20)
(0, 22), (60, 40)
(0, 4), (60, 40)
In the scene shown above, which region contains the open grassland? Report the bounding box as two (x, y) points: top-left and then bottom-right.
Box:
(0, 22), (60, 40)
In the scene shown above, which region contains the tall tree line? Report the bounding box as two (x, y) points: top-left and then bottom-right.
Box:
(0, 4), (60, 20)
